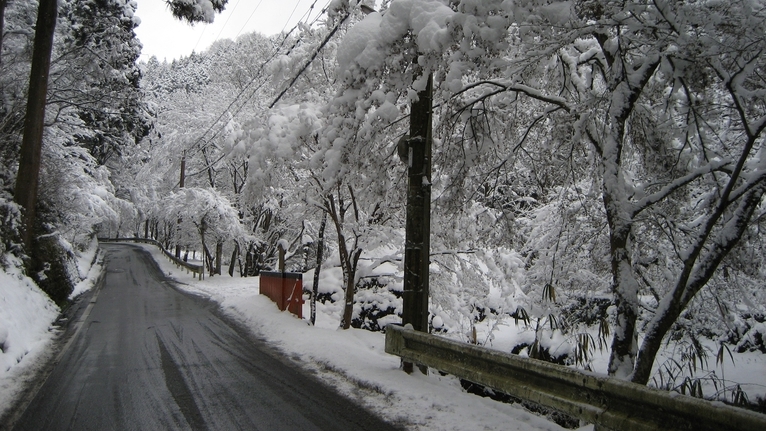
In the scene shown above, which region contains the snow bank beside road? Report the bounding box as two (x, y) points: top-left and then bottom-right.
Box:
(0, 240), (103, 421)
(0, 263), (60, 421)
(0, 264), (59, 377)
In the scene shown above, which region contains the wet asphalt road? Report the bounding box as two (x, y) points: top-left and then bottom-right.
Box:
(12, 244), (400, 431)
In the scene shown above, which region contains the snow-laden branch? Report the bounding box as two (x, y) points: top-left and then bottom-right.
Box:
(632, 183), (765, 383)
(632, 158), (732, 216)
(269, 8), (352, 109)
(452, 80), (573, 113)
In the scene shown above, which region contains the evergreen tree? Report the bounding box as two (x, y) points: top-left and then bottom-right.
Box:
(56, 0), (150, 166)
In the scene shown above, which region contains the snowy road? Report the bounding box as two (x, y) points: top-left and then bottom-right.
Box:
(12, 244), (400, 431)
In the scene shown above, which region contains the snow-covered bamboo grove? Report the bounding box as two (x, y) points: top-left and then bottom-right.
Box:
(1, 0), (765, 413)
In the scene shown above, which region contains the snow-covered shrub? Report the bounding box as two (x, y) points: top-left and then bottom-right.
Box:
(737, 321), (766, 354)
(561, 296), (611, 326)
(510, 334), (571, 366)
(0, 199), (24, 267)
(28, 217), (78, 305)
(1, 191), (77, 305)
(307, 261), (344, 305)
(351, 276), (402, 332)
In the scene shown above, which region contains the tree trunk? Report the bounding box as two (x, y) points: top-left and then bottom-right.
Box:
(601, 122), (641, 379)
(198, 220), (212, 276)
(326, 194), (361, 330)
(215, 240), (222, 275)
(202, 242), (214, 276)
(174, 221), (182, 259)
(310, 213), (327, 326)
(630, 186), (764, 384)
(1, 0), (7, 65)
(340, 246), (361, 330)
(598, 58), (659, 378)
(335, 224), (361, 330)
(201, 147), (216, 188)
(244, 245), (252, 277)
(228, 241), (239, 277)
(605, 217), (639, 379)
(13, 0), (58, 250)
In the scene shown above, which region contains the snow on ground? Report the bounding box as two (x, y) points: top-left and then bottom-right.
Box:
(0, 262), (59, 419)
(0, 239), (104, 421)
(142, 243), (570, 431)
(145, 241), (766, 418)
(71, 237), (101, 297)
(3, 239), (762, 428)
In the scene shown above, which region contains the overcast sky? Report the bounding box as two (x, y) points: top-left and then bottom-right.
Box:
(134, 0), (321, 62)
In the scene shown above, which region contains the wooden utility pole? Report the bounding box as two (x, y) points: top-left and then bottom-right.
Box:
(13, 0), (58, 250)
(179, 152), (186, 188)
(175, 152), (186, 258)
(401, 72), (433, 373)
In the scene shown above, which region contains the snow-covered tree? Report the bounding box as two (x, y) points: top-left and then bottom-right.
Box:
(159, 186), (245, 274)
(321, 0), (766, 384)
(54, 0), (150, 166)
(464, 0), (766, 382)
(311, 0), (516, 329)
(7, 0), (230, 268)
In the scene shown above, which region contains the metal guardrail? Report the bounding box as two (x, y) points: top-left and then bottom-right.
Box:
(97, 237), (204, 278)
(385, 325), (766, 431)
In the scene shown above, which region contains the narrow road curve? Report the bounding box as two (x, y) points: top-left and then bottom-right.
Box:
(13, 244), (401, 431)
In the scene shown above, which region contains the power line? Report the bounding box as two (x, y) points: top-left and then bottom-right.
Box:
(180, 0), (348, 180)
(269, 5), (351, 108)
(301, 0), (332, 27)
(212, 0), (242, 42)
(234, 0), (264, 39)
(281, 0), (304, 34)
(183, 22), (310, 159)
(192, 26), (208, 54)
(308, 1), (333, 26)
(189, 0), (245, 55)
(185, 4), (326, 158)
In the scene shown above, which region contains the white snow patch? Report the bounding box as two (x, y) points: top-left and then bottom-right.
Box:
(0, 245), (104, 419)
(0, 264), (59, 418)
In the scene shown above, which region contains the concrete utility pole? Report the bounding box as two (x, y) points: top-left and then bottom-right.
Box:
(401, 72), (433, 374)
